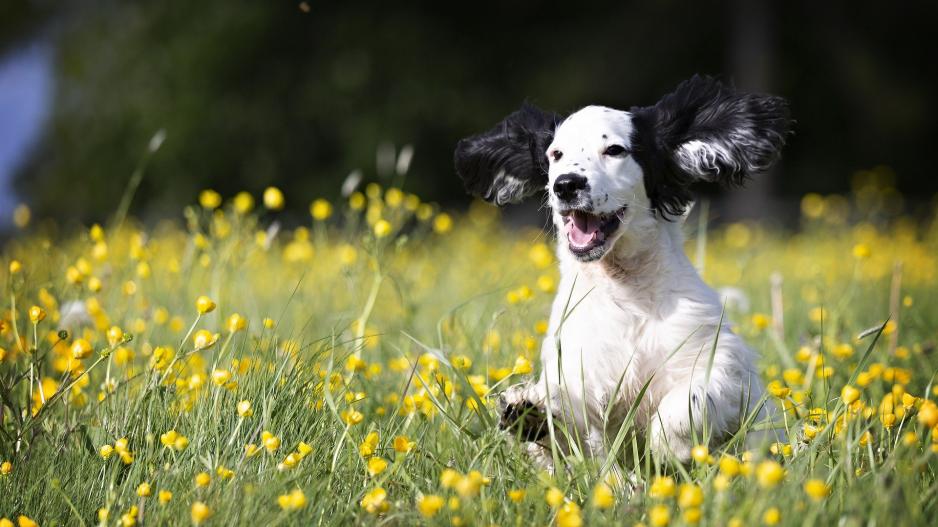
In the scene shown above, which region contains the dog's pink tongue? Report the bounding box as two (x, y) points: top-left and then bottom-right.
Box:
(569, 212), (600, 245)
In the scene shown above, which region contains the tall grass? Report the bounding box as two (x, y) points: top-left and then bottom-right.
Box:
(1, 174), (937, 526)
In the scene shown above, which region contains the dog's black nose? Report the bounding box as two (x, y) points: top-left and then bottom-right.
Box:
(553, 174), (588, 202)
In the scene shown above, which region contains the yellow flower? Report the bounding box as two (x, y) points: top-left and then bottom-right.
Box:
(99, 444), (114, 459)
(393, 435), (415, 454)
(690, 445), (709, 463)
(16, 516), (38, 527)
(803, 479), (830, 501)
(834, 342), (858, 362)
(28, 306), (45, 323)
(216, 466), (234, 479)
(881, 413), (897, 429)
(546, 486), (565, 507)
(756, 460), (786, 488)
(719, 455), (740, 477)
(852, 243), (871, 259)
(649, 504), (671, 527)
(451, 355), (472, 370)
(195, 295), (216, 314)
(557, 501), (583, 527)
(233, 191), (254, 214)
(211, 369), (231, 386)
(591, 482), (614, 509)
(244, 443), (260, 457)
(349, 192), (366, 210)
(766, 380), (790, 399)
(262, 431), (281, 452)
(677, 484), (703, 509)
(160, 430), (178, 448)
(433, 213), (453, 234)
(0, 461), (11, 475)
(373, 219), (392, 238)
(649, 476), (676, 499)
(190, 502), (211, 524)
(417, 495), (444, 518)
(310, 199), (333, 220)
(841, 385), (861, 405)
(512, 356), (533, 375)
(192, 330), (219, 350)
(762, 507), (781, 525)
(683, 507), (702, 524)
(902, 432), (918, 446)
(341, 409), (364, 425)
(227, 313), (247, 332)
(105, 326), (124, 346)
(136, 482), (152, 497)
(237, 400), (253, 418)
(9, 260), (22, 274)
(199, 189), (222, 209)
(71, 339), (93, 360)
(367, 457), (388, 476)
(360, 487), (389, 514)
(195, 472), (211, 487)
(769, 442), (793, 456)
(508, 489), (526, 503)
(455, 470), (488, 497)
(358, 431), (379, 457)
(751, 313), (770, 330)
(918, 400), (938, 428)
(263, 186), (285, 210)
(158, 490), (173, 504)
(277, 488), (308, 511)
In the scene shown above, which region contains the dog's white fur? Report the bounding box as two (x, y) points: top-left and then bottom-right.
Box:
(501, 106), (777, 465)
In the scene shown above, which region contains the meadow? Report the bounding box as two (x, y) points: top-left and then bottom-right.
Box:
(1, 171), (937, 526)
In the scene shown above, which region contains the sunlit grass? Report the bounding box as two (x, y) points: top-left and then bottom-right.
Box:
(1, 171), (937, 526)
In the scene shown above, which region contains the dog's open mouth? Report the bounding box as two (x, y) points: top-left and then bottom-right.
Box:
(561, 207), (627, 260)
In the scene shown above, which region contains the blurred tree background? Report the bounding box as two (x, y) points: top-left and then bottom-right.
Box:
(2, 0), (937, 227)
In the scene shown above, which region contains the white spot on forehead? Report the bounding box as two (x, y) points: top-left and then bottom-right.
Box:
(553, 105), (634, 145)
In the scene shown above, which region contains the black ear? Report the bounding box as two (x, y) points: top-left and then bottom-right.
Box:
(454, 103), (559, 206)
(630, 75), (792, 216)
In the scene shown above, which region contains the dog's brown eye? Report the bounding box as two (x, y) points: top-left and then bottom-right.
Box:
(550, 150), (563, 162)
(603, 145), (628, 156)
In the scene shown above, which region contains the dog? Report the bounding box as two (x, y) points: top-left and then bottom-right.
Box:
(453, 75), (791, 468)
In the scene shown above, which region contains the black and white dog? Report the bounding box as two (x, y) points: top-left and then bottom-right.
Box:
(454, 75), (790, 466)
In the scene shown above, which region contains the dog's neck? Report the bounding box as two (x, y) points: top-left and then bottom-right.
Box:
(560, 215), (698, 316)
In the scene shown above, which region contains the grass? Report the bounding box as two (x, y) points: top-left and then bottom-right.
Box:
(1, 175), (937, 526)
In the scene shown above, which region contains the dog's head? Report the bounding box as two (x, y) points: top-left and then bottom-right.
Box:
(455, 75), (791, 262)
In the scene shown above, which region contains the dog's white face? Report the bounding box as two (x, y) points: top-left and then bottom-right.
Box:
(455, 76), (791, 263)
(546, 106), (651, 262)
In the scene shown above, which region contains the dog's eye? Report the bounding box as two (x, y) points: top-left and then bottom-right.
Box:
(603, 144), (628, 157)
(549, 150), (563, 162)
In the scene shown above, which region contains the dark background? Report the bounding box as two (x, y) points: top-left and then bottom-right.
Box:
(2, 0), (937, 227)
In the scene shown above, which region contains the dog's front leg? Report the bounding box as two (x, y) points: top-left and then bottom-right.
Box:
(497, 382), (557, 472)
(649, 382), (716, 463)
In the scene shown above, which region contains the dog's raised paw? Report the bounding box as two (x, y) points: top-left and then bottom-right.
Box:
(498, 389), (548, 442)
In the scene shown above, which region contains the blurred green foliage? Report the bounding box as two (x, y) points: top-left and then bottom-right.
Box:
(6, 0), (938, 223)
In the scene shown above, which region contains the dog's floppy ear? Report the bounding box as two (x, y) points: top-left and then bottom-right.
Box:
(630, 75), (791, 216)
(454, 103), (559, 206)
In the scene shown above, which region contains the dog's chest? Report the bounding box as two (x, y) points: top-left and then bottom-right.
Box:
(542, 276), (654, 387)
